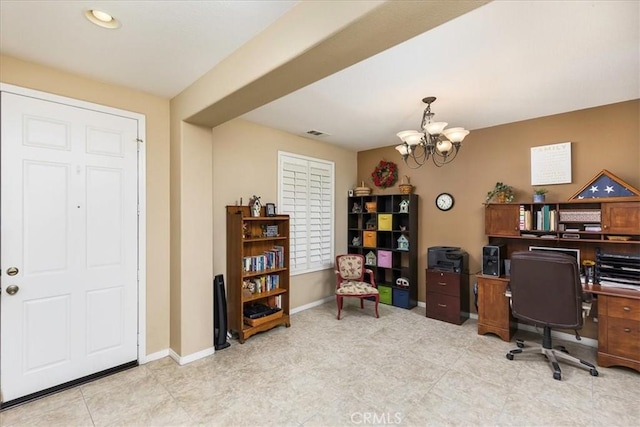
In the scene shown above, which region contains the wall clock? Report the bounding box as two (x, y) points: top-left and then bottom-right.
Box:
(436, 193), (455, 211)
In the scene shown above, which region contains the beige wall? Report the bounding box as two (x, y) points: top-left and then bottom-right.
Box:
(358, 99), (640, 308)
(0, 55), (171, 355)
(211, 119), (357, 308)
(168, 0), (482, 357)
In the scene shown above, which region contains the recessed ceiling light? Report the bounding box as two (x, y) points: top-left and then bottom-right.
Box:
(85, 9), (120, 29)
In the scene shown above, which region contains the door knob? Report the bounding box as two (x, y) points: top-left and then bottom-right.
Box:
(6, 267), (19, 276)
(6, 285), (19, 295)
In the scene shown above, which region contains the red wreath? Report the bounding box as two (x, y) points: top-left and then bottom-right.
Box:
(371, 160), (398, 188)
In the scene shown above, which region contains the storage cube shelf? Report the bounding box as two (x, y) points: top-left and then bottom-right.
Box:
(348, 194), (418, 309)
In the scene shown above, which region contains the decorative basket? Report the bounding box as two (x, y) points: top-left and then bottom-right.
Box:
(365, 202), (377, 213)
(398, 176), (414, 194)
(354, 181), (372, 196)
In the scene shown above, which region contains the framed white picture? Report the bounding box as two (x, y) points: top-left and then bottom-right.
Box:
(531, 142), (572, 185)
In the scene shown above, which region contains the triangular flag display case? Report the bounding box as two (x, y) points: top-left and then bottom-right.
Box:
(569, 169), (640, 202)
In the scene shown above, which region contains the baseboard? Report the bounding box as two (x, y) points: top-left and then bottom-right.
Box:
(169, 347), (215, 366)
(417, 301), (426, 308)
(290, 296), (334, 315)
(140, 349), (170, 364)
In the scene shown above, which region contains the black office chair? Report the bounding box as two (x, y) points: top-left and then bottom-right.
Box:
(505, 251), (599, 380)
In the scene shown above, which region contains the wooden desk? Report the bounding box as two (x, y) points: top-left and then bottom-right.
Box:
(476, 275), (640, 372)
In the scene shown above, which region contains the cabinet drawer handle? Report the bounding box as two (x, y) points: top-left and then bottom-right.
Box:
(438, 282), (447, 286)
(623, 306), (631, 312)
(438, 303), (447, 308)
(624, 328), (631, 333)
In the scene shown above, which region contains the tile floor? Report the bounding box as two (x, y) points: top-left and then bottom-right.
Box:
(1, 302), (638, 426)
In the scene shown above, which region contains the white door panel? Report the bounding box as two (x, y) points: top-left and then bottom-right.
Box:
(1, 92), (139, 402)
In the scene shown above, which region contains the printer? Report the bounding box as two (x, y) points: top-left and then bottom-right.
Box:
(428, 246), (469, 273)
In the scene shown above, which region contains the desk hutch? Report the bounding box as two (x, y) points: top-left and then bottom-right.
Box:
(478, 200), (640, 372)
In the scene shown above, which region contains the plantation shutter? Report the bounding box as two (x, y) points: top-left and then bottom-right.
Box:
(279, 152), (334, 274)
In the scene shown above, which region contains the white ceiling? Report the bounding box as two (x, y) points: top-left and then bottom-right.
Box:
(0, 0), (297, 98)
(1, 1), (638, 152)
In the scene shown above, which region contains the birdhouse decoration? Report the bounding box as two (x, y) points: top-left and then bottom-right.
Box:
(397, 234), (409, 251)
(399, 199), (410, 213)
(365, 251), (377, 266)
(366, 217), (377, 230)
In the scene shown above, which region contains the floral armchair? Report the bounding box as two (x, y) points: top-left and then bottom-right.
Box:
(334, 254), (379, 320)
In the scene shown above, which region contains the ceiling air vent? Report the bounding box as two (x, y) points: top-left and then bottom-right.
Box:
(306, 129), (329, 137)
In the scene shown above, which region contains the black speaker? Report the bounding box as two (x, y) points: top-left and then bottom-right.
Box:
(213, 274), (230, 350)
(482, 245), (506, 276)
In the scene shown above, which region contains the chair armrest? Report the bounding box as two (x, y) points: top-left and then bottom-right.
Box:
(365, 268), (376, 287)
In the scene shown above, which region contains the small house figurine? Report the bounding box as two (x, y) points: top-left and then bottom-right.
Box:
(249, 195), (262, 217)
(399, 199), (410, 213)
(366, 218), (377, 230)
(352, 236), (361, 247)
(352, 202), (362, 214)
(397, 234), (409, 251)
(365, 251), (377, 266)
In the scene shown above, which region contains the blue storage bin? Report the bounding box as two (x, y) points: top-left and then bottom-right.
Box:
(392, 288), (410, 308)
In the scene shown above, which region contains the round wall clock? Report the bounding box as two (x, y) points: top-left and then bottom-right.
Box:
(436, 193), (455, 211)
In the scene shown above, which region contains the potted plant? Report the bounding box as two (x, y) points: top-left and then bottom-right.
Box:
(486, 182), (515, 203)
(533, 188), (548, 203)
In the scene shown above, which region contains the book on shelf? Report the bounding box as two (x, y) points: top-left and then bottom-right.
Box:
(242, 246), (285, 273)
(536, 211), (543, 231)
(549, 209), (557, 231)
(542, 205), (550, 231)
(519, 205), (526, 230)
(524, 210), (532, 231)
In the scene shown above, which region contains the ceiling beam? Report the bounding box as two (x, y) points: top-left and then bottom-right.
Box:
(184, 1), (490, 128)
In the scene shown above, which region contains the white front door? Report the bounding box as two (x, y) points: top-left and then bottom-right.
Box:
(1, 92), (139, 402)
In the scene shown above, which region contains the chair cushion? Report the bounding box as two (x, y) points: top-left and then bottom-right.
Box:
(336, 281), (378, 295)
(337, 255), (363, 280)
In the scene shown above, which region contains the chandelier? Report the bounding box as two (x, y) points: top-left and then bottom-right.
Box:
(395, 96), (469, 168)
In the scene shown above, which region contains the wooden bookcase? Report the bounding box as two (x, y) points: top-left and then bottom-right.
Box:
(347, 194), (418, 309)
(226, 206), (290, 343)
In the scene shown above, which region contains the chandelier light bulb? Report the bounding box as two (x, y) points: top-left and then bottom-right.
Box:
(395, 145), (410, 156)
(443, 127), (470, 143)
(437, 139), (453, 155)
(424, 122), (448, 136)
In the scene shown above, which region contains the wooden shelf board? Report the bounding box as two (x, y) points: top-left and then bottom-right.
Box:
(242, 287), (287, 303)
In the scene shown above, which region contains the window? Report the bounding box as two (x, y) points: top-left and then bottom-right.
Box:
(278, 151), (334, 275)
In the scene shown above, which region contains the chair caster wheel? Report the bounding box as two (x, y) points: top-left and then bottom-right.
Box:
(506, 353), (514, 360)
(590, 369), (599, 377)
(553, 372), (561, 381)
(516, 339), (524, 348)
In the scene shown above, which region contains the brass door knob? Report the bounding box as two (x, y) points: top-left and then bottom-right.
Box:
(6, 285), (19, 295)
(6, 267), (19, 276)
